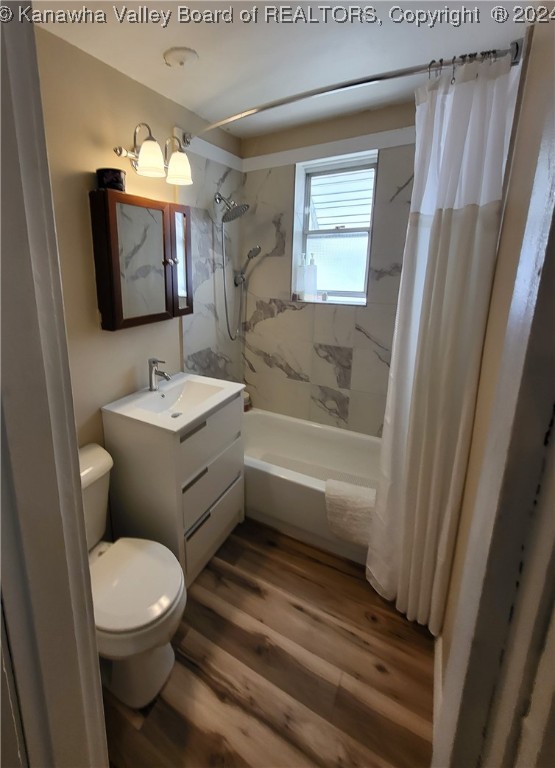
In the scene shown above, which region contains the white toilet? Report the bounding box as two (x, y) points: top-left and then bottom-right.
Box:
(79, 443), (186, 709)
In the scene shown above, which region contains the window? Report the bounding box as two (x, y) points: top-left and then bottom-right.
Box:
(292, 152), (377, 305)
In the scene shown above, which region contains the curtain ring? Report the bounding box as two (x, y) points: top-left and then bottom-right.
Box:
(451, 55), (457, 85)
(428, 60), (436, 79)
(437, 58), (444, 78)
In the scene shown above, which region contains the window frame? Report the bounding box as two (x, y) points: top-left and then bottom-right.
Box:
(293, 151), (378, 306)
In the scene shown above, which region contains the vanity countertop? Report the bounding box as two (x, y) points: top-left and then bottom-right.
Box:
(102, 372), (245, 434)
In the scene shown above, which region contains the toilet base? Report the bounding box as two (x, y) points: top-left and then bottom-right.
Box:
(101, 642), (175, 709)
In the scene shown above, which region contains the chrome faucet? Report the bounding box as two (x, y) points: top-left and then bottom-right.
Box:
(148, 357), (171, 391)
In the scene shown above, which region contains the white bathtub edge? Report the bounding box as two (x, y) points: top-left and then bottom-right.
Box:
(244, 455), (324, 492)
(243, 407), (378, 566)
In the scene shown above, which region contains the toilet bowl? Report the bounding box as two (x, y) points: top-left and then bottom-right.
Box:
(79, 444), (186, 709)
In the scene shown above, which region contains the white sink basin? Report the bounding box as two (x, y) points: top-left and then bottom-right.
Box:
(135, 379), (226, 415)
(102, 372), (244, 432)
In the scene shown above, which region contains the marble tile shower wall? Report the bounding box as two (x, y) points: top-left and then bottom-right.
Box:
(240, 145), (415, 436)
(179, 152), (245, 382)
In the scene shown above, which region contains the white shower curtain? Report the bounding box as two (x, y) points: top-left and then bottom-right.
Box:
(366, 57), (519, 635)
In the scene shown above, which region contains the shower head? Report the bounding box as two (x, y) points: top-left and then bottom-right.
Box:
(223, 204), (249, 223)
(214, 192), (250, 223)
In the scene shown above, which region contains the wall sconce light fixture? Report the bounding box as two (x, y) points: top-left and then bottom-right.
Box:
(165, 137), (193, 185)
(113, 123), (193, 186)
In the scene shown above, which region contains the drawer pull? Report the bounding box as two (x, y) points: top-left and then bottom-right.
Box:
(186, 472), (242, 541)
(182, 467), (208, 494)
(180, 420), (206, 443)
(209, 472), (242, 510)
(185, 509), (211, 541)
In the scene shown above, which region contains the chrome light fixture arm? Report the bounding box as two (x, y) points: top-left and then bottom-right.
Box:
(114, 122), (154, 171)
(164, 135), (189, 165)
(113, 144), (139, 170)
(113, 124), (192, 177)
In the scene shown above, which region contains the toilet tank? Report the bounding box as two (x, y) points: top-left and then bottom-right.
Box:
(78, 443), (114, 551)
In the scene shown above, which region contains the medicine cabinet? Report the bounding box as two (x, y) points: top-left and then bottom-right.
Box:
(89, 190), (193, 330)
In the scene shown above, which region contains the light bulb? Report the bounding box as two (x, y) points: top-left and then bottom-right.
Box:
(136, 138), (165, 178)
(166, 150), (193, 185)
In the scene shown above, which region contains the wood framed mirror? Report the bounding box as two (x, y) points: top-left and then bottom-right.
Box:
(89, 189), (192, 330)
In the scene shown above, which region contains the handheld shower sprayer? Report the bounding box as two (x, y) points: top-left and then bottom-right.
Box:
(244, 245), (262, 268)
(235, 246), (262, 285)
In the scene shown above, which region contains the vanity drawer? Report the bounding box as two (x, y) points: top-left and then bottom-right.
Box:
(178, 396), (242, 481)
(184, 475), (244, 583)
(181, 438), (243, 530)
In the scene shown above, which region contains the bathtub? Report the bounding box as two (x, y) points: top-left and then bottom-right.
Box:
(243, 409), (381, 564)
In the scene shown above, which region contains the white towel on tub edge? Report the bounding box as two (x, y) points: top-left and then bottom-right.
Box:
(325, 479), (376, 547)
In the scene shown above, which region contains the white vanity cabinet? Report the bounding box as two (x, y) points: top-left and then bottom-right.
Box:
(102, 391), (244, 584)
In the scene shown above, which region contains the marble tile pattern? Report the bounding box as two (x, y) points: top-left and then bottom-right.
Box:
(312, 344), (353, 390)
(240, 144), (415, 436)
(176, 145), (413, 434)
(178, 154), (246, 382)
(310, 385), (350, 426)
(185, 347), (235, 380)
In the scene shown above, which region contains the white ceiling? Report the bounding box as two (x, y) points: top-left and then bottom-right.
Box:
(40, 2), (526, 137)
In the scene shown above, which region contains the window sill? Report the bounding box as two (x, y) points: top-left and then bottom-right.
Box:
(291, 294), (367, 307)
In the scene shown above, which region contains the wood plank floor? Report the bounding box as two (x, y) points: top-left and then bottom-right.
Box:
(104, 520), (434, 768)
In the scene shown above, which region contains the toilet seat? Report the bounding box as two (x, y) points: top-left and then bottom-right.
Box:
(90, 538), (184, 634)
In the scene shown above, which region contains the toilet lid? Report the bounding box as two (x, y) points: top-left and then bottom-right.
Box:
(90, 538), (184, 633)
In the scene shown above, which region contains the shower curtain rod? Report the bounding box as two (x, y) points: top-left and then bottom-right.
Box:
(190, 38), (522, 139)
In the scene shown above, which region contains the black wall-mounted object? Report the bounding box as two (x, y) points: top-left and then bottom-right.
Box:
(96, 168), (126, 192)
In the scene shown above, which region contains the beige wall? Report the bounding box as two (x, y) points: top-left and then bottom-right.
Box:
(441, 24), (554, 675)
(240, 101), (415, 157)
(35, 29), (239, 445)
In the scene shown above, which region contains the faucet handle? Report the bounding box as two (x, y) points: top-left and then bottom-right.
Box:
(148, 357), (166, 366)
